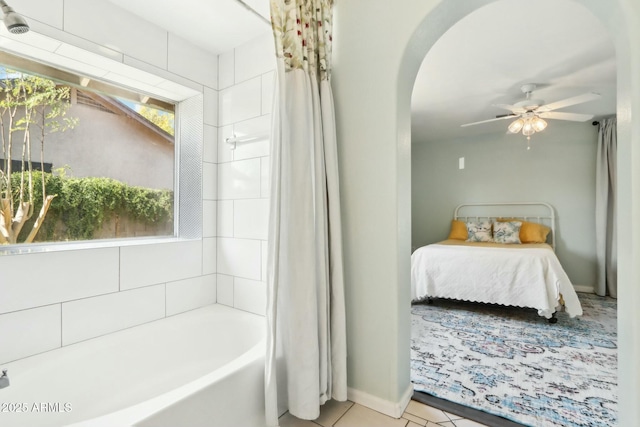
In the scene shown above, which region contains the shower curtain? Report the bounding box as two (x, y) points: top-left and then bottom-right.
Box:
(264, 0), (347, 425)
(595, 117), (617, 297)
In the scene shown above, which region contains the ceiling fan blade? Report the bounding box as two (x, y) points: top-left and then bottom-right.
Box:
(538, 111), (594, 122)
(537, 92), (601, 112)
(493, 104), (526, 114)
(461, 115), (518, 127)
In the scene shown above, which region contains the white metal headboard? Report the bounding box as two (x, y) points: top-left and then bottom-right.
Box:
(454, 202), (556, 250)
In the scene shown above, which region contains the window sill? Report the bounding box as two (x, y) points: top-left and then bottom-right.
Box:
(0, 235), (201, 256)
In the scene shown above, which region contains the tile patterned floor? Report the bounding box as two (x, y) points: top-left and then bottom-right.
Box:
(279, 399), (488, 427)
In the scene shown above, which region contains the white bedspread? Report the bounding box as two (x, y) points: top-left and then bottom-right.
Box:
(411, 241), (583, 318)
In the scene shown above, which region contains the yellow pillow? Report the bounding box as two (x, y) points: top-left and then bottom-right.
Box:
(497, 218), (550, 243)
(448, 219), (468, 240)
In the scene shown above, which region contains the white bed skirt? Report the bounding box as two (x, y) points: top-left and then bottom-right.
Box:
(411, 242), (583, 318)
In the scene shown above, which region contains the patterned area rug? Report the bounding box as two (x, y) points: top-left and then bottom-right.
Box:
(411, 293), (617, 427)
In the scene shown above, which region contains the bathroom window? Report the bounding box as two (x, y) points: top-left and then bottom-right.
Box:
(0, 53), (178, 245)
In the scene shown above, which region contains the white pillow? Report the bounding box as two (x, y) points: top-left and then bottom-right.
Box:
(466, 221), (493, 242)
(493, 221), (522, 244)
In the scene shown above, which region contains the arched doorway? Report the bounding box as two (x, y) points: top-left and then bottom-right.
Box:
(409, 1), (616, 422)
(401, 1), (635, 423)
(332, 0), (638, 424)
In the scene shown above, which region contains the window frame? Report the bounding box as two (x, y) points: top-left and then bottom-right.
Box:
(0, 37), (203, 255)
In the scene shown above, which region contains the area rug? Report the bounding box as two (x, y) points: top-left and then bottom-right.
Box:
(410, 293), (617, 427)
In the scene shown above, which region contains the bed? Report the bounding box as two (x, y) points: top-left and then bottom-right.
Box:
(411, 202), (582, 320)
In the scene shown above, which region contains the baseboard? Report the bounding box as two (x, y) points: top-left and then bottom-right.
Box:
(347, 384), (413, 418)
(573, 284), (595, 293)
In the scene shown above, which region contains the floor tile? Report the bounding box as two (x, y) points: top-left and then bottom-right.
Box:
(333, 403), (408, 427)
(407, 422), (423, 427)
(405, 400), (451, 423)
(315, 400), (354, 426)
(453, 419), (489, 427)
(436, 422), (456, 427)
(279, 411), (321, 427)
(444, 411), (464, 421)
(403, 412), (427, 426)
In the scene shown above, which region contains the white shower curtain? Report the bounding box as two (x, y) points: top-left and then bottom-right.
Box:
(265, 1), (347, 425)
(595, 117), (617, 297)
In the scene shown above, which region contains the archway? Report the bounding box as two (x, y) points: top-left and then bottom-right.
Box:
(332, 0), (637, 424)
(399, 0), (636, 424)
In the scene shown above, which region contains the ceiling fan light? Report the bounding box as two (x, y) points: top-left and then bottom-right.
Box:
(532, 116), (547, 132)
(508, 118), (524, 134)
(522, 118), (535, 136)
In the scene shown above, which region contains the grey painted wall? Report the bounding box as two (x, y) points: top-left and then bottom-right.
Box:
(412, 120), (598, 288)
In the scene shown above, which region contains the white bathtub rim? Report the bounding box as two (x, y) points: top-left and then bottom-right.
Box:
(65, 336), (266, 427)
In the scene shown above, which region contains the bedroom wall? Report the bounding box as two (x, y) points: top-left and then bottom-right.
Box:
(0, 0), (218, 366)
(411, 120), (598, 289)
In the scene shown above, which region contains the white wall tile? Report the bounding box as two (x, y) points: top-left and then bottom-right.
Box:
(217, 238), (261, 280)
(0, 305), (61, 365)
(219, 77), (261, 126)
(234, 278), (266, 316)
(168, 34), (218, 88)
(233, 115), (271, 161)
(204, 86), (218, 126)
(262, 241), (268, 282)
(203, 124), (218, 164)
(103, 71), (171, 99)
(62, 285), (165, 345)
(203, 200), (217, 237)
(120, 241), (202, 290)
(262, 71), (275, 115)
(22, 0), (64, 29)
(234, 199), (269, 240)
(218, 125), (235, 163)
(121, 56), (202, 94)
(218, 158), (261, 200)
(219, 50), (235, 89)
(166, 275), (216, 316)
(203, 162), (218, 200)
(63, 0), (168, 69)
(203, 237), (217, 275)
(217, 274), (234, 307)
(217, 200), (234, 237)
(0, 248), (119, 314)
(234, 34), (276, 83)
(261, 156), (270, 198)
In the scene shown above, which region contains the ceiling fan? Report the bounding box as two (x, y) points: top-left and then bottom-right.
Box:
(461, 83), (601, 140)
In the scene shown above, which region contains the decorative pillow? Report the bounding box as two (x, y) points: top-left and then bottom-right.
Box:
(497, 218), (551, 243)
(465, 221), (493, 242)
(493, 221), (522, 244)
(448, 220), (468, 240)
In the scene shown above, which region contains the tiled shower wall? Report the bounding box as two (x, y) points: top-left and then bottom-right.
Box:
(0, 3), (275, 368)
(215, 34), (276, 316)
(0, 0), (218, 366)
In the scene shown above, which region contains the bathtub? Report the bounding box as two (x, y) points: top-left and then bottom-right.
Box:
(0, 304), (266, 427)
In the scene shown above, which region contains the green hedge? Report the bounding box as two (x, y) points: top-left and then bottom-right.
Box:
(8, 171), (173, 242)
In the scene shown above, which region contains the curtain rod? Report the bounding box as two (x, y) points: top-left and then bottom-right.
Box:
(234, 0), (271, 26)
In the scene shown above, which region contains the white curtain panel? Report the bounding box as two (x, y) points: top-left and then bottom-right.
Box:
(265, 1), (347, 425)
(595, 117), (617, 297)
